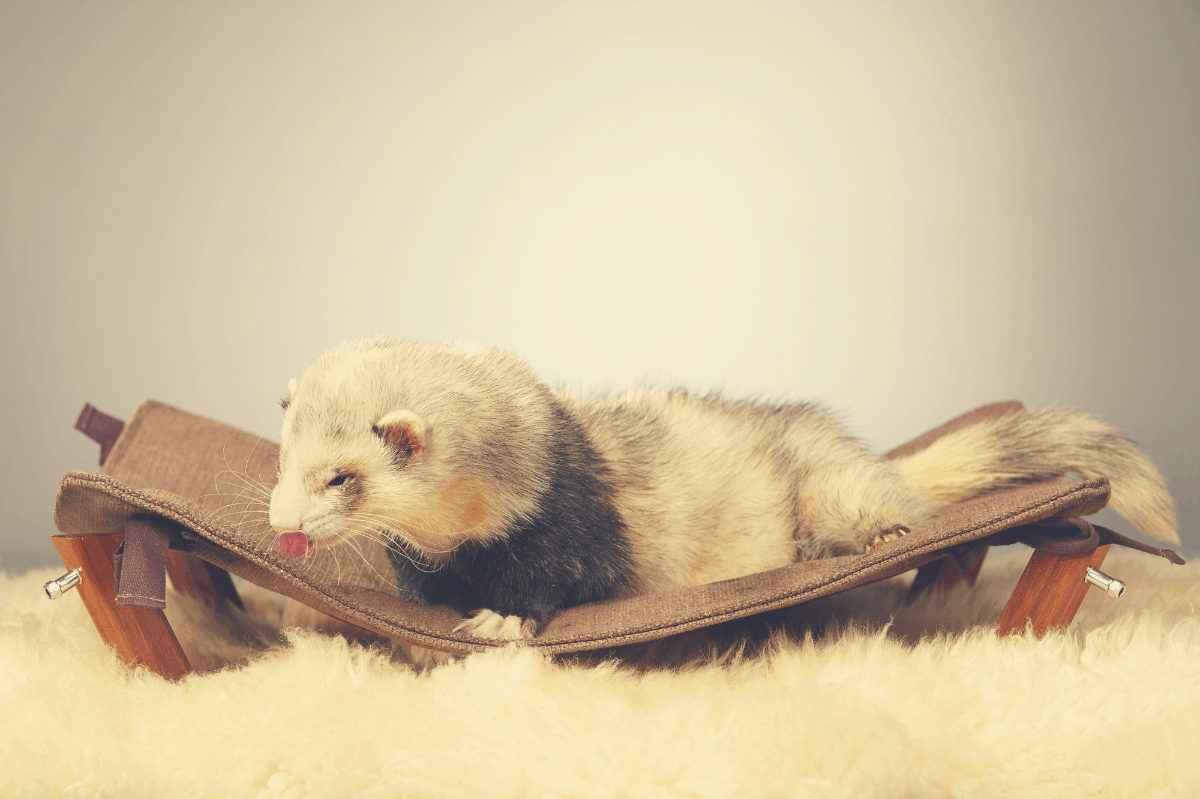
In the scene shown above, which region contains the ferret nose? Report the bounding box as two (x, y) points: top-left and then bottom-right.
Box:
(268, 506), (301, 534)
(268, 489), (300, 533)
(269, 518), (301, 534)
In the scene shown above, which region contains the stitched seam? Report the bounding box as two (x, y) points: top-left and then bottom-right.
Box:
(59, 472), (1107, 652)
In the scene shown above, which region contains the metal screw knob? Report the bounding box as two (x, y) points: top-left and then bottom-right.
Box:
(1085, 566), (1125, 599)
(44, 568), (83, 600)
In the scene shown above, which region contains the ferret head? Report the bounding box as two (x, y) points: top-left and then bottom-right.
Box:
(268, 338), (556, 559)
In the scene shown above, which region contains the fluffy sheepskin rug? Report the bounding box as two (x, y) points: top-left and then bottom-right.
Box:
(2, 546), (1198, 798)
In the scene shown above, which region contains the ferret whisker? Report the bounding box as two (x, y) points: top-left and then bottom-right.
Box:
(208, 510), (271, 528)
(191, 486), (268, 507)
(339, 514), (476, 556)
(347, 525), (446, 576)
(203, 499), (270, 528)
(214, 469), (272, 495)
(339, 508), (492, 542)
(243, 434), (263, 482)
(205, 491), (268, 509)
(201, 477), (273, 533)
(256, 527), (278, 551)
(328, 542), (343, 585)
(335, 527), (406, 586)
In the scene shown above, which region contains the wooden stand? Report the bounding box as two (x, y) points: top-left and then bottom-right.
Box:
(53, 532), (1115, 678)
(52, 534), (192, 681)
(905, 546), (990, 604)
(165, 550), (244, 611)
(996, 544), (1110, 636)
(907, 542), (1112, 636)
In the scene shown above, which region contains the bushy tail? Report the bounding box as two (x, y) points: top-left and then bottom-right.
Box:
(890, 409), (1179, 544)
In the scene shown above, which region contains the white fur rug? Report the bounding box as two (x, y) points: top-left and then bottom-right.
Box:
(2, 547), (1197, 798)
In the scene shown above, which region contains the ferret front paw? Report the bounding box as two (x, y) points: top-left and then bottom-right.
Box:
(453, 609), (541, 640)
(863, 525), (910, 554)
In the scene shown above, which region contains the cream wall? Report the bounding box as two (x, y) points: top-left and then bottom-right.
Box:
(2, 0), (1198, 571)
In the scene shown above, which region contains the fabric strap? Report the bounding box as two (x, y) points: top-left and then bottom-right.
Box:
(112, 515), (196, 608)
(75, 404), (125, 466)
(1096, 525), (1186, 565)
(948, 517), (1184, 572)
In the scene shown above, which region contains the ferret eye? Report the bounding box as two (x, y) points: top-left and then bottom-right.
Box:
(328, 474), (351, 488)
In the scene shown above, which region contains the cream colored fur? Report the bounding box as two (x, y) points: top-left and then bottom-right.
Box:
(3, 547), (1197, 796)
(892, 409), (1180, 544)
(269, 338), (1178, 640)
(570, 388), (930, 592)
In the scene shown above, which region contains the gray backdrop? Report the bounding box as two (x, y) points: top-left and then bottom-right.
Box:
(3, 0), (1197, 573)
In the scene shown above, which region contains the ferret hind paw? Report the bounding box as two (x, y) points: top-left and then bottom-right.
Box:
(863, 525), (911, 554)
(453, 609), (541, 640)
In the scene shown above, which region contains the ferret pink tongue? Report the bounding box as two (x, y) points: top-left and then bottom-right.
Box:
(279, 532), (310, 557)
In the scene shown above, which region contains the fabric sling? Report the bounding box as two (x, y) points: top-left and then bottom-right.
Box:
(57, 400), (1184, 656)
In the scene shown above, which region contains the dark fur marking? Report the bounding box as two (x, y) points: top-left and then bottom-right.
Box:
(385, 399), (631, 626)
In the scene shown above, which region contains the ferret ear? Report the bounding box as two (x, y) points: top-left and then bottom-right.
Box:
(373, 410), (428, 460)
(280, 378), (299, 411)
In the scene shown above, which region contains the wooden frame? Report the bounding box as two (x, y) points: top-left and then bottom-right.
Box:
(904, 545), (990, 604)
(53, 531), (1116, 680)
(164, 548), (245, 611)
(907, 544), (1113, 637)
(996, 544), (1110, 636)
(51, 535), (243, 681)
(51, 534), (192, 681)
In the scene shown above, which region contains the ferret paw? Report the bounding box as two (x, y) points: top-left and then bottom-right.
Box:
(401, 643), (458, 670)
(453, 609), (541, 640)
(863, 525), (910, 554)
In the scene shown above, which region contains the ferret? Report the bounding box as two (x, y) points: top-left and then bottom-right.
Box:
(268, 337), (1179, 641)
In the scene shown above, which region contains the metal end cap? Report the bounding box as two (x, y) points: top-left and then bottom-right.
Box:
(44, 568), (82, 600)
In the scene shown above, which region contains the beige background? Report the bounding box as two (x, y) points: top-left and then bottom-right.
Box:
(2, 0), (1197, 572)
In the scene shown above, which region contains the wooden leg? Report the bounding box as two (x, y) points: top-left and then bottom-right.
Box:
(996, 544), (1110, 636)
(52, 534), (191, 681)
(905, 546), (989, 604)
(166, 550), (244, 611)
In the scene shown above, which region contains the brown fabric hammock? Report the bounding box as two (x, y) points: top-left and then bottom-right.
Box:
(53, 399), (1182, 661)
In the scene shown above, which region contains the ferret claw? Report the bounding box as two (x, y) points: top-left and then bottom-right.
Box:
(454, 608), (540, 640)
(863, 525), (911, 554)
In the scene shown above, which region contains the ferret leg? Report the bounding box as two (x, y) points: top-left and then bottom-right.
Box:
(795, 455), (929, 558)
(398, 642), (458, 669)
(454, 609), (541, 640)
